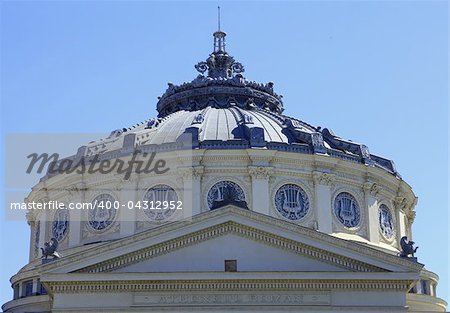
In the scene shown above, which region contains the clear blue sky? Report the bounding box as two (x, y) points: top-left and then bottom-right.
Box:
(1, 0), (448, 306)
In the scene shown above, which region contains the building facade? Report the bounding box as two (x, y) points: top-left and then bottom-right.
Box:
(3, 27), (447, 312)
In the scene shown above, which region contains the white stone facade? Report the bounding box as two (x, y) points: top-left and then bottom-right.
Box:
(3, 150), (447, 312)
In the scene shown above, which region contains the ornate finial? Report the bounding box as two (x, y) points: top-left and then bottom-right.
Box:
(194, 7), (245, 79)
(156, 10), (284, 117)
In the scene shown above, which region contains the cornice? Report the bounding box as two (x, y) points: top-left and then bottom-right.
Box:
(44, 278), (415, 294)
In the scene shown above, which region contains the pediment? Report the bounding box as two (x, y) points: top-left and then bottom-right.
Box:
(40, 206), (423, 275)
(112, 233), (347, 273)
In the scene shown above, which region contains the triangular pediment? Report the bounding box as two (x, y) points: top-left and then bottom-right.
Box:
(112, 232), (347, 273)
(40, 206), (423, 275)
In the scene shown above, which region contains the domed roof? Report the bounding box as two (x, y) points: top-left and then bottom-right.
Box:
(48, 28), (400, 179)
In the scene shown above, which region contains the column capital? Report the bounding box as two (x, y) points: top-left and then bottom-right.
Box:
(363, 181), (381, 196)
(312, 171), (335, 186)
(66, 182), (87, 195)
(177, 166), (204, 181)
(394, 195), (408, 209)
(248, 166), (274, 180)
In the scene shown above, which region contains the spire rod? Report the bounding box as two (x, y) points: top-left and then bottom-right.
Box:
(213, 6), (226, 53)
(218, 6), (221, 31)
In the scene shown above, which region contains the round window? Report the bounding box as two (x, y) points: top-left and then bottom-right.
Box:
(143, 184), (178, 221)
(334, 192), (361, 228)
(275, 184), (309, 220)
(88, 194), (117, 231)
(52, 207), (69, 241)
(378, 204), (395, 239)
(207, 181), (246, 210)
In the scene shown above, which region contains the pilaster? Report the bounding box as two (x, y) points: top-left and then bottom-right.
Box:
(67, 183), (85, 247)
(248, 166), (273, 215)
(312, 171), (334, 233)
(178, 166), (204, 217)
(364, 181), (381, 243)
(120, 179), (137, 236)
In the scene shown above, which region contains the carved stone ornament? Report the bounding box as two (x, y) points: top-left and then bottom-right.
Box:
(248, 166), (274, 179)
(394, 196), (408, 210)
(178, 166), (204, 181)
(156, 30), (283, 118)
(311, 132), (325, 148)
(66, 183), (87, 197)
(363, 181), (381, 196)
(312, 171), (335, 186)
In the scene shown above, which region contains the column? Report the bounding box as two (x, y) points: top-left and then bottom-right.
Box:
(313, 171), (334, 233)
(248, 166), (273, 215)
(32, 277), (38, 295)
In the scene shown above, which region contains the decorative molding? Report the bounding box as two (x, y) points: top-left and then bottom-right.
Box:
(45, 278), (414, 294)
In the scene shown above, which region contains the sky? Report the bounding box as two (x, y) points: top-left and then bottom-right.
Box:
(1, 0), (448, 307)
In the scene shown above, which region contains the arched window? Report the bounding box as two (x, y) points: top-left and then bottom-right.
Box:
(207, 181), (246, 210)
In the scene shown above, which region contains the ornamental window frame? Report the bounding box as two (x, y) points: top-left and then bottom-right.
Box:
(141, 183), (180, 222)
(51, 206), (70, 242)
(203, 176), (249, 212)
(273, 183), (310, 221)
(332, 190), (363, 230)
(270, 179), (314, 225)
(86, 192), (119, 232)
(377, 202), (396, 242)
(206, 180), (247, 210)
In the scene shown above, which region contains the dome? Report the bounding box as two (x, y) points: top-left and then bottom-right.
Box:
(50, 29), (399, 180)
(27, 27), (416, 257)
(31, 29), (412, 253)
(77, 105), (398, 178)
